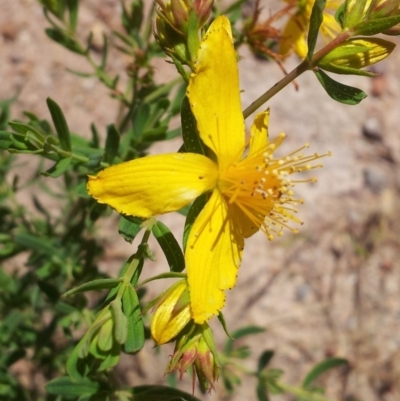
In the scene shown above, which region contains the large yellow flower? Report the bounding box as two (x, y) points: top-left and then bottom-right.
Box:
(88, 16), (324, 324)
(280, 0), (342, 58)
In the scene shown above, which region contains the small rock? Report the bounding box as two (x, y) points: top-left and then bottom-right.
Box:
(1, 22), (19, 41)
(363, 167), (387, 193)
(362, 116), (384, 142)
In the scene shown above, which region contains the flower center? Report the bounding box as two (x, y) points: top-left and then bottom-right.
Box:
(218, 133), (329, 240)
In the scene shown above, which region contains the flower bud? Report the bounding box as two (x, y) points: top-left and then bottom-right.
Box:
(167, 323), (220, 391)
(150, 279), (191, 345)
(317, 37), (395, 76)
(155, 0), (213, 35)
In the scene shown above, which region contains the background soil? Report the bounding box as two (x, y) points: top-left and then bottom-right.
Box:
(1, 0), (400, 400)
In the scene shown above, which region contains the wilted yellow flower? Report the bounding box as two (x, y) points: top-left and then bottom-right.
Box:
(280, 0), (342, 58)
(88, 16), (326, 324)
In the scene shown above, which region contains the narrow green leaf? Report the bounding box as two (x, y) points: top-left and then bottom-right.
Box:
(90, 123), (100, 147)
(307, 0), (327, 61)
(224, 325), (265, 355)
(45, 376), (99, 397)
(315, 69), (367, 104)
(46, 97), (72, 152)
(181, 96), (205, 154)
(334, 3), (346, 29)
(302, 357), (348, 388)
(14, 232), (59, 256)
(45, 28), (86, 54)
(231, 325), (265, 340)
(354, 14), (400, 36)
(0, 131), (13, 149)
(152, 221), (185, 273)
(183, 194), (207, 251)
(42, 157), (72, 177)
(122, 284), (145, 353)
(257, 350), (274, 373)
(187, 9), (200, 62)
(66, 0), (79, 32)
(256, 379), (270, 401)
(133, 104), (150, 139)
(101, 33), (108, 69)
(118, 215), (143, 243)
(104, 124), (120, 164)
(63, 278), (122, 297)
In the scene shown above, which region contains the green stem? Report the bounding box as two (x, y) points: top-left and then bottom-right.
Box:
(276, 382), (334, 401)
(117, 218), (156, 299)
(242, 59), (309, 119)
(242, 29), (354, 119)
(50, 145), (109, 168)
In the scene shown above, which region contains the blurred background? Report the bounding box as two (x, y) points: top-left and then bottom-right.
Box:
(1, 0), (400, 400)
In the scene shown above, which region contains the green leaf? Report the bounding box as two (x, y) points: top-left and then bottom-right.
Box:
(133, 103), (150, 139)
(45, 27), (86, 54)
(0, 131), (13, 149)
(96, 318), (113, 352)
(97, 343), (120, 371)
(302, 357), (348, 388)
(187, 9), (200, 62)
(314, 69), (367, 105)
(152, 221), (185, 273)
(14, 232), (59, 257)
(46, 97), (72, 152)
(257, 350), (274, 373)
(45, 376), (99, 397)
(42, 157), (72, 177)
(232, 325), (265, 339)
(307, 0), (327, 61)
(118, 215), (144, 243)
(256, 379), (270, 401)
(122, 284), (145, 353)
(224, 326), (265, 355)
(181, 96), (205, 154)
(354, 14), (400, 35)
(63, 278), (122, 297)
(104, 124), (120, 164)
(66, 0), (79, 32)
(129, 385), (202, 401)
(334, 3), (346, 29)
(343, 0), (368, 29)
(183, 194), (207, 251)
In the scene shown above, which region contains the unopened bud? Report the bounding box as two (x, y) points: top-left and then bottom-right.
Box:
(150, 280), (191, 345)
(317, 37), (395, 76)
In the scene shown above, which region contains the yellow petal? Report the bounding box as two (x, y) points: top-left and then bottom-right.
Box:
(151, 280), (191, 345)
(88, 153), (218, 218)
(187, 16), (245, 170)
(186, 190), (243, 324)
(249, 110), (269, 156)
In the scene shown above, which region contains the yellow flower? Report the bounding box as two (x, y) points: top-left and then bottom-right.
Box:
(280, 0), (342, 58)
(88, 16), (325, 324)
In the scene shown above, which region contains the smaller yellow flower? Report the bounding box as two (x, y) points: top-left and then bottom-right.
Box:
(280, 0), (342, 58)
(150, 280), (191, 345)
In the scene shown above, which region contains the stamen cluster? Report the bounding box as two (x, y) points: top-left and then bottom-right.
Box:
(219, 133), (328, 240)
